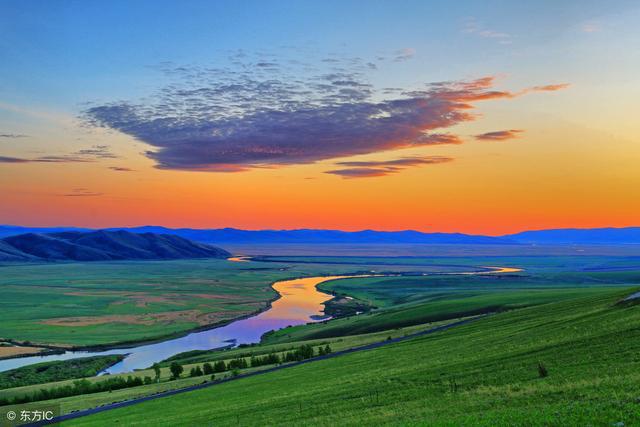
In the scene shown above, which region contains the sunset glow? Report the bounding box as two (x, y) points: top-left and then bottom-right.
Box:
(1, 1), (638, 234)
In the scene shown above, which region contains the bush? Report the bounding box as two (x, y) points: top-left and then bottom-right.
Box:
(170, 362), (184, 379)
(190, 366), (204, 377)
(537, 362), (548, 378)
(250, 353), (281, 367)
(203, 362), (214, 375)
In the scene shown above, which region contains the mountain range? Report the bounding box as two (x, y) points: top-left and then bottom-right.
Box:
(1, 226), (639, 246)
(0, 230), (231, 262)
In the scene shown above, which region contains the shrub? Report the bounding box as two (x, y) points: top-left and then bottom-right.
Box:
(537, 362), (549, 378)
(203, 362), (214, 375)
(170, 362), (183, 379)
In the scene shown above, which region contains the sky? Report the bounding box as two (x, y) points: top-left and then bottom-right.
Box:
(1, 0), (639, 235)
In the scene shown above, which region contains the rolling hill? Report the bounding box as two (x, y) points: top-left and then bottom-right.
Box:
(2, 225), (640, 245)
(0, 226), (516, 245)
(0, 230), (231, 262)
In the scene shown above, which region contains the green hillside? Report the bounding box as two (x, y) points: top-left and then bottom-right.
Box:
(65, 288), (640, 426)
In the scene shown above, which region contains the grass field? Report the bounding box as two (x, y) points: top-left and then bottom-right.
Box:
(64, 287), (640, 426)
(0, 258), (416, 347)
(1, 254), (586, 348)
(1, 251), (640, 425)
(0, 259), (292, 347)
(0, 319), (459, 412)
(263, 261), (640, 344)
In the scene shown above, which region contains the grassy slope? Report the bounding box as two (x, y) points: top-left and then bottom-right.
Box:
(0, 320), (456, 409)
(263, 287), (613, 343)
(67, 288), (640, 426)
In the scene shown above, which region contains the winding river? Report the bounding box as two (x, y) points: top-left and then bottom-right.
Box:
(0, 262), (521, 374)
(0, 274), (361, 374)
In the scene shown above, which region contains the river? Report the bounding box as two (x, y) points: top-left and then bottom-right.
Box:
(0, 274), (359, 374)
(0, 262), (521, 374)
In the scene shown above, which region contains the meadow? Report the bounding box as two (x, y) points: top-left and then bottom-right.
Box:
(0, 258), (389, 348)
(0, 250), (639, 425)
(63, 288), (640, 426)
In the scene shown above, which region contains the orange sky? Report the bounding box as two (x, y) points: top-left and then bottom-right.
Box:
(1, 100), (638, 235)
(1, 2), (639, 235)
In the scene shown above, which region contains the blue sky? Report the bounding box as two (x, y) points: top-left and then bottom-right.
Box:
(1, 1), (639, 232)
(2, 0), (633, 109)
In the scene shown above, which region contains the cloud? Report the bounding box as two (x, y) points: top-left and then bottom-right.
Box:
(82, 56), (567, 174)
(108, 166), (134, 172)
(475, 129), (524, 141)
(0, 156), (29, 163)
(0, 155), (93, 163)
(581, 21), (601, 33)
(463, 18), (511, 44)
(35, 155), (94, 163)
(324, 167), (393, 178)
(0, 133), (28, 139)
(394, 48), (415, 62)
(326, 155), (453, 178)
(72, 145), (117, 159)
(528, 83), (570, 92)
(0, 145), (117, 164)
(61, 188), (103, 197)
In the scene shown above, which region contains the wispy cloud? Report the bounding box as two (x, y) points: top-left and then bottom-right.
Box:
(0, 145), (117, 164)
(394, 48), (415, 62)
(475, 129), (524, 141)
(0, 156), (29, 163)
(73, 145), (117, 159)
(82, 55), (567, 175)
(61, 188), (103, 197)
(0, 155), (93, 163)
(0, 133), (28, 139)
(581, 21), (601, 33)
(326, 156), (453, 178)
(529, 83), (570, 92)
(109, 166), (134, 172)
(463, 18), (512, 44)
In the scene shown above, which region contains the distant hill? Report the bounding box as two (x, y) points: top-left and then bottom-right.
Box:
(0, 226), (516, 245)
(2, 225), (639, 246)
(0, 230), (231, 262)
(505, 227), (640, 245)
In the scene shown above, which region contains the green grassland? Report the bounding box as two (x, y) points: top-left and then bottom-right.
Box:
(0, 253), (639, 424)
(65, 288), (640, 426)
(263, 263), (640, 343)
(0, 319), (457, 412)
(0, 258), (431, 347)
(263, 287), (613, 343)
(0, 259), (289, 347)
(0, 254), (638, 350)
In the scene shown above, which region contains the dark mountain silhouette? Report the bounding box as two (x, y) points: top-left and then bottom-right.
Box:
(1, 225), (639, 246)
(0, 226), (516, 245)
(0, 230), (231, 262)
(505, 227), (640, 245)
